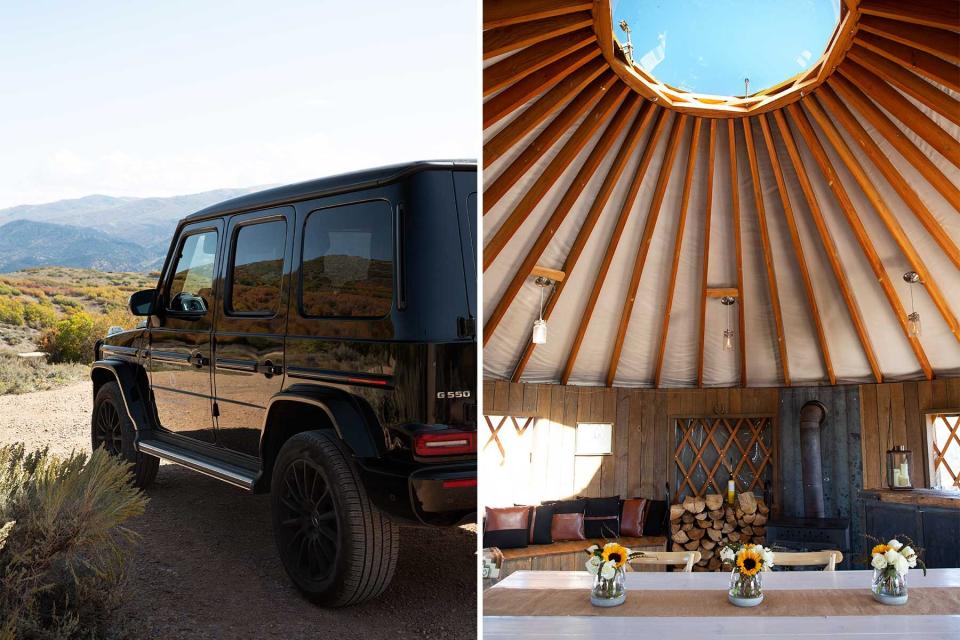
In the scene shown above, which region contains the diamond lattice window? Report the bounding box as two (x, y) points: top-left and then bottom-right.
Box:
(673, 416), (775, 502)
(930, 413), (960, 490)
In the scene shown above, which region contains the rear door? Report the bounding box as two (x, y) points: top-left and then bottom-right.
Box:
(149, 220), (222, 442)
(212, 207), (293, 456)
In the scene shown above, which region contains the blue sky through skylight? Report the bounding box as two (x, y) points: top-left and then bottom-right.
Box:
(612, 0), (840, 96)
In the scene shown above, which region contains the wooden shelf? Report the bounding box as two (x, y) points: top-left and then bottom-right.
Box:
(863, 488), (960, 510)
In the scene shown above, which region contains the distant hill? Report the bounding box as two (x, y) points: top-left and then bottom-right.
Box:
(0, 186), (267, 271)
(0, 220), (151, 272)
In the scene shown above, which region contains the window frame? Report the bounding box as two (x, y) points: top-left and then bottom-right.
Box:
(297, 197), (395, 321)
(163, 227), (220, 315)
(224, 215), (288, 319)
(925, 409), (960, 491)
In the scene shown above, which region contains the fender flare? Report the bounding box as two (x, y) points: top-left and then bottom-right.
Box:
(91, 360), (153, 431)
(260, 384), (383, 460)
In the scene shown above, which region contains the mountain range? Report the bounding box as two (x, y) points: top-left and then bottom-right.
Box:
(0, 187), (265, 272)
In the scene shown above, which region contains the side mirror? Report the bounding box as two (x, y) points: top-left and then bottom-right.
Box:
(129, 289), (156, 316)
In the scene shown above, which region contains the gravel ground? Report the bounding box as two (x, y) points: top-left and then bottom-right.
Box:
(0, 381), (478, 640)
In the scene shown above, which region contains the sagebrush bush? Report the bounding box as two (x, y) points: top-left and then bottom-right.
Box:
(0, 355), (87, 396)
(0, 444), (147, 639)
(40, 310), (133, 364)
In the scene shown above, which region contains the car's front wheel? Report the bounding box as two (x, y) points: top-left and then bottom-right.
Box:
(91, 381), (159, 488)
(270, 430), (399, 607)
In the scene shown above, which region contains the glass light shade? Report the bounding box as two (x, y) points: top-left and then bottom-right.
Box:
(907, 312), (921, 337)
(886, 445), (913, 490)
(722, 329), (734, 351)
(532, 318), (547, 344)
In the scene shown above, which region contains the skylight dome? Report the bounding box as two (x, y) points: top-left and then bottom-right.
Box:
(613, 0), (841, 97)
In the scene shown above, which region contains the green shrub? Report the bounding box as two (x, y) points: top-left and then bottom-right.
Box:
(39, 312), (97, 363)
(22, 302), (57, 330)
(0, 444), (147, 639)
(0, 299), (24, 327)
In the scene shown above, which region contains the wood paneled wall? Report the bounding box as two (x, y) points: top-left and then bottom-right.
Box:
(482, 378), (960, 509)
(481, 381), (779, 506)
(858, 379), (960, 490)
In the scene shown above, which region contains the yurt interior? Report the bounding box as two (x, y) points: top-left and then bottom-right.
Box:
(480, 0), (960, 591)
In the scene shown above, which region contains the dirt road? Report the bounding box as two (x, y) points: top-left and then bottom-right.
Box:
(0, 382), (477, 639)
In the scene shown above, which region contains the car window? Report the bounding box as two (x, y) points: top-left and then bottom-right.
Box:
(228, 220), (286, 315)
(301, 200), (393, 318)
(167, 231), (218, 313)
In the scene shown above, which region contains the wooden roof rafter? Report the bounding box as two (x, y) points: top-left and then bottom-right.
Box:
(785, 102), (934, 379)
(696, 120), (717, 388)
(727, 120), (748, 387)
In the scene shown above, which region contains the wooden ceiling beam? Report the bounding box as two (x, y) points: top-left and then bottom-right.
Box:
(705, 287), (738, 298)
(860, 0), (960, 32)
(483, 71), (613, 213)
(847, 46), (960, 126)
(484, 0), (592, 30)
(728, 120), (747, 387)
(838, 61), (960, 168)
(817, 85), (960, 271)
(742, 118), (791, 386)
(758, 114), (835, 384)
(483, 28), (596, 97)
(857, 15), (960, 63)
(697, 121), (718, 387)
(530, 265), (566, 282)
(785, 102), (933, 379)
(484, 12), (593, 59)
(511, 104), (661, 381)
(483, 48), (602, 135)
(855, 32), (960, 93)
(605, 115), (688, 386)
(559, 110), (672, 384)
(773, 110), (883, 383)
(654, 118), (703, 387)
(802, 97), (960, 343)
(482, 93), (642, 345)
(483, 80), (629, 270)
(828, 74), (960, 211)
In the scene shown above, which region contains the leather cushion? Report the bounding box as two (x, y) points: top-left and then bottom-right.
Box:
(620, 498), (649, 537)
(546, 498), (587, 515)
(485, 506), (530, 532)
(550, 512), (586, 541)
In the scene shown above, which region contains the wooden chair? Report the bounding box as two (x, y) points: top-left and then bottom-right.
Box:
(628, 551), (702, 572)
(772, 550), (843, 571)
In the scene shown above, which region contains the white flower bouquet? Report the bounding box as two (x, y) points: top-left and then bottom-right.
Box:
(719, 542), (774, 607)
(867, 535), (925, 605)
(584, 542), (645, 607)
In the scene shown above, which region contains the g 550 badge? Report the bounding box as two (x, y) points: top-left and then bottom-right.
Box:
(436, 390), (471, 399)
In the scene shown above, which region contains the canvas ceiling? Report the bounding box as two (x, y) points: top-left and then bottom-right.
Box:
(482, 1), (960, 388)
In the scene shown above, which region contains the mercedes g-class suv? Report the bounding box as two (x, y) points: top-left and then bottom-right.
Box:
(90, 161), (477, 606)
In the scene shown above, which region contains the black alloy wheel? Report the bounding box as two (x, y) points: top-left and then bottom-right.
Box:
(276, 458), (339, 583)
(93, 400), (123, 455)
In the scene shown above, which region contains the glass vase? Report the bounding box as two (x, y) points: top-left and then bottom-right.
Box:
(872, 568), (908, 605)
(728, 570), (764, 607)
(590, 568), (626, 607)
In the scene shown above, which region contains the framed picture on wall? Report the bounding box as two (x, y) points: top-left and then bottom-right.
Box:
(575, 422), (613, 456)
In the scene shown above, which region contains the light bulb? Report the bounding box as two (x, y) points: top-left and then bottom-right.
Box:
(532, 318), (547, 344)
(907, 312), (921, 338)
(722, 329), (734, 352)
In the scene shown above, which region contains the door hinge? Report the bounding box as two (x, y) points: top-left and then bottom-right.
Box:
(212, 402), (220, 417)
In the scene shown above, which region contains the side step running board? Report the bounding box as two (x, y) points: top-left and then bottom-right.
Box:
(138, 439), (257, 491)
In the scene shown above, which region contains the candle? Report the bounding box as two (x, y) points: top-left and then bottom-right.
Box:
(727, 479), (735, 505)
(899, 461), (910, 486)
(892, 468), (901, 487)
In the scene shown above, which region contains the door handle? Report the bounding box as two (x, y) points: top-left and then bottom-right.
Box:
(258, 360), (282, 378)
(190, 352), (207, 368)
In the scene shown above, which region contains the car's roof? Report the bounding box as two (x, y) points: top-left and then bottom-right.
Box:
(183, 159), (476, 223)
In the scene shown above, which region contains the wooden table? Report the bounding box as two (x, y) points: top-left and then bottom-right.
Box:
(484, 569), (960, 639)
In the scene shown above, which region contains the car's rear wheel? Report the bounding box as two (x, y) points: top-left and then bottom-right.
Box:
(92, 381), (159, 488)
(270, 430), (399, 607)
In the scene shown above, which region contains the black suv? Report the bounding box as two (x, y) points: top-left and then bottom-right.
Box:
(90, 161), (477, 606)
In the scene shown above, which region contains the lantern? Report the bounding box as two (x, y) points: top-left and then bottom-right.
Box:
(886, 445), (913, 490)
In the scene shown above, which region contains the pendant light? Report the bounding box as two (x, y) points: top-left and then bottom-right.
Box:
(721, 296), (736, 351)
(903, 271), (921, 337)
(532, 277), (552, 344)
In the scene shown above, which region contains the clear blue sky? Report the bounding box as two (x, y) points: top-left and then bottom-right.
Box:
(612, 0), (840, 96)
(0, 1), (477, 208)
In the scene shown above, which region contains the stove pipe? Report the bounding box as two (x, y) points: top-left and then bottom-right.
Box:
(799, 400), (827, 518)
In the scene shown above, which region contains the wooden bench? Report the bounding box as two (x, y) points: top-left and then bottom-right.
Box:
(489, 536), (667, 583)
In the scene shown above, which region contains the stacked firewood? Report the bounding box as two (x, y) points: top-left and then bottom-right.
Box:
(668, 492), (770, 571)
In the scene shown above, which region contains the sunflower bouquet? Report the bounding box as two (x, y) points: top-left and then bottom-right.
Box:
(719, 542), (774, 606)
(584, 542), (644, 606)
(866, 534), (925, 604)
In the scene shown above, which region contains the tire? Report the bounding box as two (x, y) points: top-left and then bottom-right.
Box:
(92, 381), (159, 488)
(270, 430), (399, 607)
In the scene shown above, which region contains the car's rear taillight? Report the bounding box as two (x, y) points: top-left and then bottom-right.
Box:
(413, 430), (476, 457)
